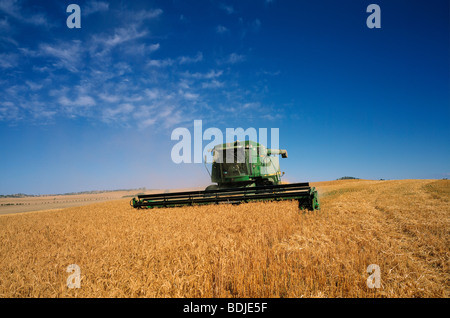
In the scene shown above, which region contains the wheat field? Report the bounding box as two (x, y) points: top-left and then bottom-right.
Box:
(0, 179), (448, 298)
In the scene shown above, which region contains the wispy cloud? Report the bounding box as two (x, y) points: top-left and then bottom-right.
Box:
(0, 16), (11, 31)
(0, 0), (51, 27)
(0, 52), (18, 68)
(217, 53), (246, 65)
(183, 92), (200, 101)
(251, 19), (261, 32)
(179, 52), (203, 64)
(202, 80), (224, 89)
(25, 80), (43, 91)
(37, 40), (84, 72)
(98, 93), (121, 103)
(242, 102), (261, 109)
(259, 70), (281, 76)
(132, 8), (163, 22)
(148, 52), (203, 67)
(144, 88), (161, 100)
(0, 3), (272, 130)
(91, 26), (148, 57)
(147, 58), (174, 67)
(102, 103), (134, 123)
(123, 43), (160, 56)
(181, 70), (224, 79)
(216, 25), (228, 34)
(239, 18), (262, 38)
(0, 101), (20, 121)
(58, 95), (96, 108)
(219, 4), (234, 14)
(83, 0), (109, 16)
(262, 113), (284, 121)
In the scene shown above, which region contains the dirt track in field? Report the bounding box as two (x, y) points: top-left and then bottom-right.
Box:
(0, 187), (204, 215)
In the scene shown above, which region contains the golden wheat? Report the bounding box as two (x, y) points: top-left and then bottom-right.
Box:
(0, 179), (448, 297)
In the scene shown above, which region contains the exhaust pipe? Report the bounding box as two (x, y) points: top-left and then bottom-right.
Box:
(267, 149), (288, 158)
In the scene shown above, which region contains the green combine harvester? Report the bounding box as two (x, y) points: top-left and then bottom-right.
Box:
(131, 140), (319, 210)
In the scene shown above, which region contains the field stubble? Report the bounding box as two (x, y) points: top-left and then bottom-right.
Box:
(0, 179), (448, 297)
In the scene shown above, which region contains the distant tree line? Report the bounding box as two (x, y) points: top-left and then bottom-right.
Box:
(0, 187), (148, 198)
(0, 193), (35, 198)
(336, 176), (360, 180)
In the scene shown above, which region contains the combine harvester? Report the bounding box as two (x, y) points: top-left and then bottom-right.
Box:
(131, 141), (319, 210)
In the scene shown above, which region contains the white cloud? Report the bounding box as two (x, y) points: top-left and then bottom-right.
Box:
(102, 103), (134, 122)
(202, 80), (224, 89)
(0, 53), (18, 68)
(92, 27), (148, 53)
(84, 1), (109, 16)
(25, 81), (43, 91)
(0, 0), (51, 27)
(243, 102), (261, 109)
(31, 65), (50, 73)
(138, 117), (157, 129)
(160, 109), (185, 128)
(38, 40), (84, 72)
(217, 53), (246, 65)
(85, 7), (162, 57)
(76, 96), (96, 107)
(130, 8), (163, 24)
(147, 58), (174, 67)
(23, 99), (57, 120)
(262, 113), (283, 121)
(0, 3), (268, 130)
(228, 53), (246, 64)
(144, 88), (161, 100)
(59, 95), (96, 107)
(148, 52), (203, 67)
(178, 79), (190, 89)
(0, 35), (18, 46)
(260, 70), (281, 76)
(148, 43), (161, 51)
(251, 19), (261, 32)
(178, 52), (203, 64)
(203, 70), (224, 79)
(123, 95), (143, 103)
(158, 107), (175, 118)
(216, 25), (228, 34)
(219, 4), (234, 14)
(239, 18), (262, 38)
(0, 16), (10, 30)
(98, 93), (121, 103)
(0, 101), (20, 121)
(125, 43), (160, 56)
(181, 70), (223, 79)
(183, 92), (199, 100)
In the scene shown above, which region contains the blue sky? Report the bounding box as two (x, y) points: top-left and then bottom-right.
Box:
(0, 0), (449, 195)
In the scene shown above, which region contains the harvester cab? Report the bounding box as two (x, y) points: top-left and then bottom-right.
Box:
(206, 140), (288, 190)
(131, 140), (320, 210)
